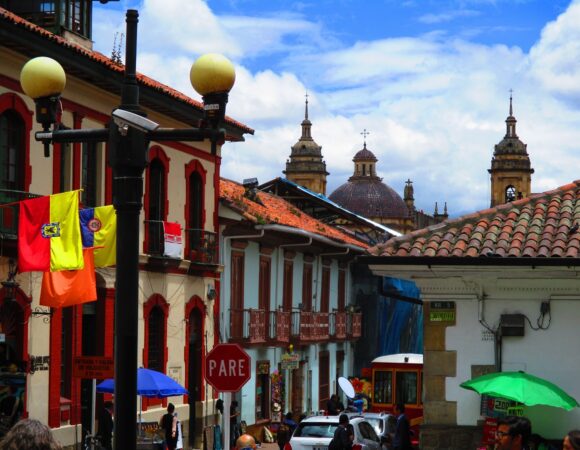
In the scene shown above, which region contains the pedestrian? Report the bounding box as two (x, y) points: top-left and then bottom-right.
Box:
(494, 415), (531, 450)
(563, 430), (580, 450)
(230, 400), (240, 447)
(390, 403), (411, 450)
(327, 394), (340, 415)
(97, 400), (114, 450)
(236, 434), (257, 450)
(0, 418), (61, 450)
(159, 403), (178, 450)
(277, 412), (297, 450)
(329, 413), (352, 450)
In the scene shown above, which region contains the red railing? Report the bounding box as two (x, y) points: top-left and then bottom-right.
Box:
(291, 311), (330, 343)
(332, 312), (347, 339)
(268, 310), (290, 345)
(229, 309), (266, 344)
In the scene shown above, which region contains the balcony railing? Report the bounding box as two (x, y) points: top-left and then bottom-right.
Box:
(186, 228), (218, 265)
(267, 310), (290, 345)
(290, 311), (330, 343)
(331, 311), (347, 339)
(347, 312), (362, 339)
(0, 189), (42, 239)
(144, 221), (218, 264)
(229, 309), (266, 344)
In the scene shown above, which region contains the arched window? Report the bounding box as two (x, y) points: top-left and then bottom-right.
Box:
(505, 185), (517, 203)
(0, 110), (25, 191)
(185, 160), (206, 260)
(144, 147), (169, 255)
(147, 306), (165, 373)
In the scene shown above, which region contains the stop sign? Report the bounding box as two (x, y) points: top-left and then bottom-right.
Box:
(205, 343), (251, 392)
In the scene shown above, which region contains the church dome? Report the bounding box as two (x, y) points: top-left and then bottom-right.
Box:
(329, 142), (409, 219)
(329, 179), (409, 218)
(353, 147), (377, 161)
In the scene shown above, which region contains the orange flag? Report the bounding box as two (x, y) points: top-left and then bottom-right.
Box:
(40, 248), (97, 308)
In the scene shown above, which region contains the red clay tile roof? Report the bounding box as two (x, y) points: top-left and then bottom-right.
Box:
(0, 7), (253, 135)
(220, 178), (368, 249)
(369, 180), (580, 258)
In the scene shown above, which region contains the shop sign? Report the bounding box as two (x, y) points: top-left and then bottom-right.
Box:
(429, 301), (456, 322)
(481, 395), (519, 419)
(72, 356), (114, 379)
(29, 355), (50, 373)
(281, 352), (299, 370)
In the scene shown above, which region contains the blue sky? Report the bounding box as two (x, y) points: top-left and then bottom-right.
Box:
(93, 0), (580, 217)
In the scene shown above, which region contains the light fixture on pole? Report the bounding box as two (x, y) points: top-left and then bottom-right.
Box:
(20, 10), (235, 450)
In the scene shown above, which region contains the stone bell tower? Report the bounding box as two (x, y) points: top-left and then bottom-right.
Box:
(283, 94), (329, 195)
(488, 94), (534, 207)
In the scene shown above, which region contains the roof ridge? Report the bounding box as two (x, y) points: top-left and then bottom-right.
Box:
(0, 7), (253, 134)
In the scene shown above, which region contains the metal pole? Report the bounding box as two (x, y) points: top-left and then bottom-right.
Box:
(112, 9), (143, 450)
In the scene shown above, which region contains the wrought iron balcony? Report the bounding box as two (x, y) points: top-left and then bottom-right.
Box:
(229, 308), (266, 345)
(347, 312), (362, 339)
(267, 310), (291, 345)
(186, 228), (218, 265)
(0, 189), (42, 239)
(144, 221), (218, 264)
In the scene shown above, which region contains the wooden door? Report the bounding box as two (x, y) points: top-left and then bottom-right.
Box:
(291, 361), (305, 417)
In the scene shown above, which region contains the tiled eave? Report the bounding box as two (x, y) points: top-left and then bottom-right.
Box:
(0, 7), (253, 140)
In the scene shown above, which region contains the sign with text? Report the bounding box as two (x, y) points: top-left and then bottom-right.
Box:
(429, 301), (456, 322)
(281, 352), (299, 370)
(205, 343), (251, 392)
(72, 356), (114, 379)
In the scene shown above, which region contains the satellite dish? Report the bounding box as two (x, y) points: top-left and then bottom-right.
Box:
(338, 377), (356, 399)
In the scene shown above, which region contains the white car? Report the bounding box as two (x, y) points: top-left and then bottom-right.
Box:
(285, 415), (381, 450)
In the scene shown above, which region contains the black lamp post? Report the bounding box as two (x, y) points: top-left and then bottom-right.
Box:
(19, 10), (235, 450)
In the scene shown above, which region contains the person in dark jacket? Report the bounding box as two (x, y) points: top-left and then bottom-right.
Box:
(159, 403), (178, 450)
(391, 403), (411, 450)
(97, 401), (114, 450)
(332, 414), (352, 450)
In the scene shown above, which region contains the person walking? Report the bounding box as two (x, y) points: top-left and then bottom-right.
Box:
(174, 411), (183, 450)
(563, 430), (580, 450)
(494, 415), (531, 450)
(159, 403), (178, 450)
(97, 401), (114, 450)
(391, 403), (411, 450)
(326, 394), (340, 415)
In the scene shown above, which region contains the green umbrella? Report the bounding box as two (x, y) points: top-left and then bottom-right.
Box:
(460, 371), (579, 411)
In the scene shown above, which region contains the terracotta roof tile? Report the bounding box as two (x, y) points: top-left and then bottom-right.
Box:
(0, 7), (253, 135)
(219, 178), (366, 249)
(368, 180), (580, 259)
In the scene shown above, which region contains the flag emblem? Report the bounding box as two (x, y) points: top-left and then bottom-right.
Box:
(41, 222), (61, 238)
(87, 218), (102, 232)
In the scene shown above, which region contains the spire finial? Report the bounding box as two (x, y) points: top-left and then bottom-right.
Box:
(509, 89), (513, 116)
(305, 91), (309, 120)
(361, 129), (370, 149)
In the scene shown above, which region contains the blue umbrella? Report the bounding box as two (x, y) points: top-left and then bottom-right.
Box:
(97, 367), (188, 398)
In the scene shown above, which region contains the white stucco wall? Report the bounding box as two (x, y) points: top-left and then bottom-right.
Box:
(446, 296), (580, 438)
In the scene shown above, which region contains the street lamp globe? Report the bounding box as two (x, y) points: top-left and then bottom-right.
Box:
(20, 56), (66, 100)
(190, 53), (235, 96)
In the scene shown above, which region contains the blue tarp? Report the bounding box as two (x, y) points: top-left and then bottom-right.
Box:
(377, 277), (423, 355)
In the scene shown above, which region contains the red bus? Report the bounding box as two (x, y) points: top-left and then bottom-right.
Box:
(369, 353), (423, 441)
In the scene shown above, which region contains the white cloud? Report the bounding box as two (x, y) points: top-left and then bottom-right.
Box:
(92, 0), (580, 218)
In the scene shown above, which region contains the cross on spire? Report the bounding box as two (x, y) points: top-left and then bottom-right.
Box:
(361, 129), (370, 148)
